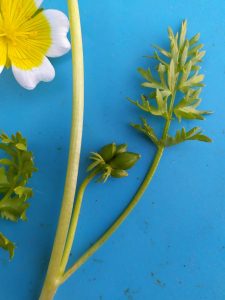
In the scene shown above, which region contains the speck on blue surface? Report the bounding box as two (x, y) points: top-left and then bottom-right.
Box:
(0, 0), (225, 300)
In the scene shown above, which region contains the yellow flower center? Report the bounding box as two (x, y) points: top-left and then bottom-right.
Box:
(0, 1), (52, 70)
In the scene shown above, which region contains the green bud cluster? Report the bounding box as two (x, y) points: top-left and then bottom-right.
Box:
(87, 143), (141, 183)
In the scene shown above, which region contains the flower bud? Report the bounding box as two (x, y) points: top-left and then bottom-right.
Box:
(109, 152), (141, 170)
(114, 143), (127, 156)
(111, 169), (128, 178)
(99, 143), (116, 162)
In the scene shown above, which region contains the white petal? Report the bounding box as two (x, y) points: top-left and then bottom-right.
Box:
(44, 10), (71, 58)
(34, 0), (43, 9)
(0, 66), (4, 74)
(12, 56), (55, 90)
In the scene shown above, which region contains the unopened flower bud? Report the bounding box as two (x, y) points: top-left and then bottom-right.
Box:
(99, 143), (116, 162)
(109, 152), (141, 170)
(114, 143), (127, 156)
(111, 169), (128, 178)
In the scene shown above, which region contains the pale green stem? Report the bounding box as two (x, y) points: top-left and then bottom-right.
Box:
(58, 169), (101, 276)
(39, 0), (84, 299)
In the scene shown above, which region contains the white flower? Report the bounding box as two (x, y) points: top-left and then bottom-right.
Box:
(0, 0), (71, 90)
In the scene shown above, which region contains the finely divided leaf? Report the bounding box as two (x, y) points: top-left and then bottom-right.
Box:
(173, 89), (213, 122)
(188, 44), (204, 57)
(143, 51), (169, 68)
(127, 92), (169, 119)
(161, 127), (212, 147)
(131, 117), (159, 146)
(0, 130), (38, 259)
(150, 44), (171, 58)
(138, 67), (162, 89)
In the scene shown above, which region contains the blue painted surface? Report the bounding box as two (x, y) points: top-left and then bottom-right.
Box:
(0, 0), (225, 299)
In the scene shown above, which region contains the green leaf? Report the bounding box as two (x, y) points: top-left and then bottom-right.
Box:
(0, 232), (16, 260)
(174, 104), (212, 121)
(191, 65), (201, 71)
(0, 158), (16, 167)
(167, 59), (175, 91)
(173, 89), (213, 122)
(150, 44), (171, 58)
(14, 186), (34, 201)
(138, 67), (162, 88)
(127, 93), (168, 119)
(149, 90), (171, 99)
(0, 130), (11, 142)
(0, 166), (9, 187)
(178, 60), (192, 87)
(0, 143), (17, 157)
(189, 50), (205, 65)
(179, 19), (187, 49)
(144, 50), (169, 67)
(189, 33), (200, 47)
(7, 166), (17, 183)
(157, 63), (168, 89)
(15, 143), (27, 151)
(16, 132), (23, 143)
(131, 117), (159, 146)
(161, 127), (212, 147)
(170, 33), (179, 65)
(0, 130), (38, 259)
(86, 160), (103, 172)
(156, 89), (169, 118)
(188, 44), (204, 57)
(188, 133), (213, 142)
(1, 196), (30, 222)
(179, 40), (189, 70)
(1, 139), (12, 144)
(167, 26), (175, 40)
(183, 71), (204, 86)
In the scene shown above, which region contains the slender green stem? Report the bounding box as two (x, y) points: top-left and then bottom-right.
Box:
(58, 169), (101, 276)
(39, 1), (84, 299)
(60, 146), (164, 284)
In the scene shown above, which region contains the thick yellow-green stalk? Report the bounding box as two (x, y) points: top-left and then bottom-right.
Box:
(39, 0), (84, 299)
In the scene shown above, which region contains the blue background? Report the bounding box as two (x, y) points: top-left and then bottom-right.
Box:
(0, 0), (225, 299)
